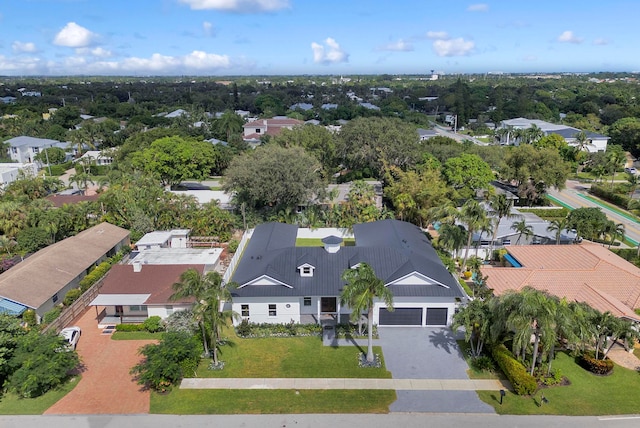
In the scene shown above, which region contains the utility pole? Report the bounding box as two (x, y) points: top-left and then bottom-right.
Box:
(454, 115), (458, 133)
(44, 146), (52, 176)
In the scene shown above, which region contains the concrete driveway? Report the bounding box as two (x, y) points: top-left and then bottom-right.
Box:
(378, 327), (495, 413)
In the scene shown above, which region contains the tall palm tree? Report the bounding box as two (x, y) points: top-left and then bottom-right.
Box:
(601, 220), (625, 248)
(437, 223), (467, 258)
(526, 124), (544, 145)
(340, 263), (393, 363)
(511, 219), (534, 244)
(452, 298), (492, 358)
(458, 199), (490, 271)
(573, 131), (590, 174)
(487, 194), (516, 252)
(171, 269), (236, 364)
(607, 149), (626, 188)
(547, 217), (569, 245)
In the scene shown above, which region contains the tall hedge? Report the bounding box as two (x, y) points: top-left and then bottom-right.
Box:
(491, 344), (537, 395)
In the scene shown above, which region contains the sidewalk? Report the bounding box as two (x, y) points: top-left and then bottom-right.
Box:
(180, 377), (510, 391)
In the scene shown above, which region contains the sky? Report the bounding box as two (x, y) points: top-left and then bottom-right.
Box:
(1, 0), (639, 76)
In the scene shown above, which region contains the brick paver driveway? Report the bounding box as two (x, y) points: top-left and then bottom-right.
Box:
(45, 308), (156, 415)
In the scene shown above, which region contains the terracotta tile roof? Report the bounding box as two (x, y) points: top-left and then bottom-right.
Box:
(98, 264), (205, 305)
(481, 243), (640, 321)
(45, 194), (100, 208)
(0, 222), (130, 310)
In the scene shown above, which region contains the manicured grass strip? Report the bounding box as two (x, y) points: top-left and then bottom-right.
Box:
(546, 195), (574, 210)
(151, 389), (395, 414)
(477, 351), (640, 415)
(111, 331), (164, 340)
(197, 335), (391, 378)
(0, 376), (80, 415)
(296, 238), (356, 247)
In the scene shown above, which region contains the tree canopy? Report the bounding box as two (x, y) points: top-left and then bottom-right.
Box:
(442, 153), (494, 198)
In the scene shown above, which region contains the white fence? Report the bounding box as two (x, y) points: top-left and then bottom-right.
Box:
(223, 228), (253, 284)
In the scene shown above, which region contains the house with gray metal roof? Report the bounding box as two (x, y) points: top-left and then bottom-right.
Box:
(229, 220), (465, 327)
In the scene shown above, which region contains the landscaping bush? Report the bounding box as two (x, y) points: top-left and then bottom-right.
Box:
(492, 344), (538, 395)
(227, 239), (239, 253)
(578, 351), (614, 375)
(115, 323), (144, 332)
(589, 184), (630, 210)
(517, 207), (569, 220)
(165, 309), (198, 333)
(22, 309), (37, 327)
(470, 355), (495, 372)
(235, 321), (323, 338)
(63, 288), (82, 306)
(335, 323), (378, 339)
(79, 260), (112, 292)
(142, 316), (165, 333)
(42, 307), (62, 325)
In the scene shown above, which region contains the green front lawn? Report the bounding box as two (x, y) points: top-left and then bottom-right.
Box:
(296, 238), (356, 247)
(151, 389), (396, 414)
(111, 331), (164, 340)
(0, 376), (80, 415)
(477, 351), (640, 415)
(196, 333), (391, 378)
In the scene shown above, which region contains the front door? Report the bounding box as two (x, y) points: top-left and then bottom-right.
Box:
(115, 305), (124, 318)
(321, 297), (337, 313)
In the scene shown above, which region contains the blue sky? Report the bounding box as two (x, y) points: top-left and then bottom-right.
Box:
(1, 0), (638, 76)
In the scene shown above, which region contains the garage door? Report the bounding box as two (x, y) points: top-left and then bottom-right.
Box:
(425, 308), (448, 326)
(379, 307), (422, 326)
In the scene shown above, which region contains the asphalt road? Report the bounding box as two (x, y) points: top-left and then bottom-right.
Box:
(432, 123), (488, 145)
(3, 414), (640, 428)
(547, 180), (640, 246)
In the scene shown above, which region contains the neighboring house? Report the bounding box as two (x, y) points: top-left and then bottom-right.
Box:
(229, 220), (466, 327)
(165, 109), (188, 118)
(45, 192), (100, 207)
(5, 136), (69, 165)
(89, 263), (205, 325)
(0, 163), (38, 187)
(0, 96), (16, 104)
(129, 247), (222, 270)
(498, 117), (609, 152)
(0, 222), (130, 320)
(325, 181), (383, 210)
(170, 189), (233, 209)
(242, 117), (304, 145)
(481, 244), (640, 321)
(135, 229), (190, 250)
(76, 150), (113, 166)
(359, 102), (380, 110)
(290, 103), (313, 111)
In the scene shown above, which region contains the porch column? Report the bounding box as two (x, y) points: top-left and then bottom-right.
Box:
(316, 298), (321, 324)
(337, 300), (341, 324)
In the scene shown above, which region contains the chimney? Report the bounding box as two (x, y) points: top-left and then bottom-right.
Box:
(133, 261), (142, 272)
(322, 235), (343, 253)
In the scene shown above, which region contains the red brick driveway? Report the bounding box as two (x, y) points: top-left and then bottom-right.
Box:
(45, 308), (156, 414)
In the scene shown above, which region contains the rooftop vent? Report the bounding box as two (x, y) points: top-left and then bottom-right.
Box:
(322, 235), (343, 253)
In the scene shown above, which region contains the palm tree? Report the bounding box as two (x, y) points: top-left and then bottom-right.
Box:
(626, 172), (640, 198)
(458, 199), (490, 271)
(573, 131), (590, 174)
(437, 223), (467, 258)
(547, 217), (569, 245)
(69, 172), (95, 195)
(511, 219), (533, 244)
(340, 263), (393, 363)
(67, 127), (96, 158)
(487, 194), (516, 252)
(452, 298), (492, 358)
(526, 124), (544, 145)
(601, 220), (625, 248)
(171, 269), (236, 365)
(607, 149), (626, 188)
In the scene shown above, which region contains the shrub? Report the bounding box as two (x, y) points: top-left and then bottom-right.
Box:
(578, 351), (614, 375)
(63, 288), (82, 306)
(22, 309), (37, 327)
(492, 344), (537, 395)
(79, 260), (112, 292)
(470, 355), (495, 372)
(235, 321), (323, 338)
(589, 184), (630, 209)
(42, 307), (62, 324)
(235, 319), (252, 337)
(130, 331), (200, 392)
(142, 316), (165, 333)
(165, 309), (198, 333)
(227, 239), (239, 253)
(115, 323), (144, 332)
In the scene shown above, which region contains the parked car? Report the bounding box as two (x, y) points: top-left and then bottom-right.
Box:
(625, 167), (638, 174)
(60, 326), (81, 350)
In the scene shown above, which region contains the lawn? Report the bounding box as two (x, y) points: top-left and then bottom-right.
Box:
(477, 351), (640, 415)
(111, 331), (164, 340)
(195, 333), (391, 379)
(0, 376), (80, 415)
(296, 238), (356, 247)
(151, 389), (396, 414)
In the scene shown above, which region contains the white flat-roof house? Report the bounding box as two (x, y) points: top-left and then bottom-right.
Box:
(498, 118), (609, 152)
(76, 150), (113, 166)
(134, 229), (190, 250)
(0, 163), (38, 187)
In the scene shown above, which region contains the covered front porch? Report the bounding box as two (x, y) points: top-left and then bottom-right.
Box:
(89, 293), (151, 328)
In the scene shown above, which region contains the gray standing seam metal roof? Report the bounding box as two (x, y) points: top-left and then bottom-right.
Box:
(231, 220), (464, 299)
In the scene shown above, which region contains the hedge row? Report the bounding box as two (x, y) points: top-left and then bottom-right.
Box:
(589, 185), (631, 210)
(235, 320), (323, 338)
(578, 351), (614, 375)
(491, 344), (537, 395)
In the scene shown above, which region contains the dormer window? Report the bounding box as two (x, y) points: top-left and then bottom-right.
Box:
(298, 263), (315, 277)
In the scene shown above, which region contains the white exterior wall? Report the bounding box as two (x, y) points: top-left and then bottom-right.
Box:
(374, 296), (459, 327)
(232, 297), (300, 325)
(147, 304), (191, 320)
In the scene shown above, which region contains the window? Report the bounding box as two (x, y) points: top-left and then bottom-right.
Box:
(303, 297), (311, 306)
(255, 128), (261, 133)
(11, 147), (17, 154)
(503, 239), (511, 245)
(241, 304), (249, 317)
(32, 147), (40, 154)
(302, 266), (311, 275)
(52, 293), (59, 303)
(268, 304), (277, 316)
(129, 305), (147, 312)
(166, 305), (174, 315)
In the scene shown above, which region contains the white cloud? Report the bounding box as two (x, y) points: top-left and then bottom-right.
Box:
(427, 31), (449, 40)
(311, 38), (349, 64)
(203, 21), (215, 37)
(593, 38), (609, 46)
(179, 0), (289, 12)
(523, 55), (538, 61)
(376, 39), (413, 52)
(53, 22), (98, 47)
(75, 47), (112, 58)
(12, 41), (37, 54)
(467, 3), (488, 12)
(432, 37), (475, 57)
(0, 55), (44, 73)
(557, 30), (583, 44)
